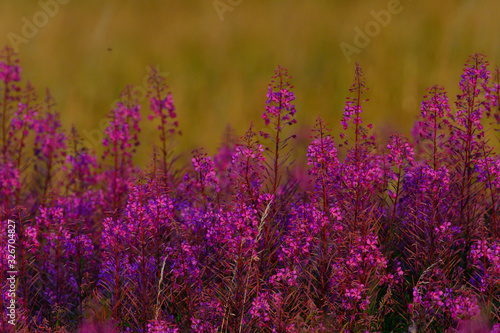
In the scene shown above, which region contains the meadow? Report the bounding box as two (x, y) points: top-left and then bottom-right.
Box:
(2, 1), (500, 332)
(1, 45), (500, 332)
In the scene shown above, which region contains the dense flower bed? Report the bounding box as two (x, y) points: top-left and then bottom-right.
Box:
(1, 45), (499, 332)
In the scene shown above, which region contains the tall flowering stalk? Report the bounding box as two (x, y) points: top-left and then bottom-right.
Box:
(231, 123), (266, 213)
(101, 85), (141, 212)
(257, 66), (298, 291)
(382, 132), (414, 251)
(307, 117), (339, 215)
(8, 82), (37, 167)
(0, 46), (21, 163)
(478, 66), (500, 238)
(340, 63), (374, 150)
(381, 134), (411, 326)
(454, 54), (491, 186)
(33, 90), (67, 203)
(260, 65), (297, 196)
(306, 117), (341, 319)
(0, 46), (22, 224)
(407, 87), (452, 265)
(339, 63), (380, 235)
(413, 85), (452, 170)
(147, 66), (180, 187)
(452, 54), (492, 277)
(100, 85), (141, 323)
(184, 148), (220, 209)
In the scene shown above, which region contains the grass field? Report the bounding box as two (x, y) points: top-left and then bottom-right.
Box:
(1, 0), (499, 161)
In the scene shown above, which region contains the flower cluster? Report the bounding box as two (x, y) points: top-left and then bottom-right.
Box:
(0, 47), (21, 84)
(261, 66), (297, 132)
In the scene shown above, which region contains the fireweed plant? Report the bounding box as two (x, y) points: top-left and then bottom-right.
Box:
(0, 45), (500, 333)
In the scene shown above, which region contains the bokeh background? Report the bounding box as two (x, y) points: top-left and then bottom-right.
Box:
(1, 0), (499, 164)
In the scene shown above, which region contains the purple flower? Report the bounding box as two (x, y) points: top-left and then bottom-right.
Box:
(0, 46), (21, 84)
(387, 133), (414, 169)
(250, 292), (271, 326)
(340, 63), (373, 145)
(101, 85), (141, 210)
(455, 54), (490, 132)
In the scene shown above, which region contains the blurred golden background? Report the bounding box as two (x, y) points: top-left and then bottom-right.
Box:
(1, 0), (499, 164)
